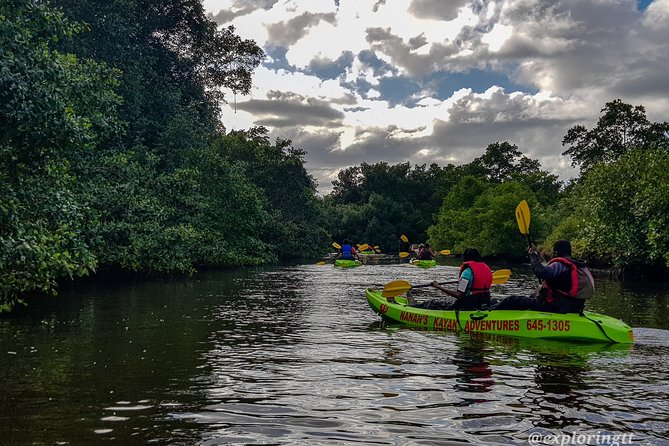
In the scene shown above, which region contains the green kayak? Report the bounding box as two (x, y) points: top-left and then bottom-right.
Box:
(359, 250), (376, 255)
(335, 259), (362, 268)
(409, 259), (437, 268)
(366, 289), (634, 344)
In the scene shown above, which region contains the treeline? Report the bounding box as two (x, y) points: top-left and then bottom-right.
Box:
(2, 1), (668, 311)
(326, 100), (669, 276)
(1, 0), (327, 309)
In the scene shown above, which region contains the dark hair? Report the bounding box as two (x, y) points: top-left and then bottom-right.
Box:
(462, 248), (481, 262)
(424, 243), (430, 249)
(343, 239), (350, 245)
(553, 240), (572, 257)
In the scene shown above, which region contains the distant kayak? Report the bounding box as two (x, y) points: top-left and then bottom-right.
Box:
(358, 250), (376, 255)
(335, 259), (362, 268)
(366, 289), (634, 344)
(409, 259), (436, 268)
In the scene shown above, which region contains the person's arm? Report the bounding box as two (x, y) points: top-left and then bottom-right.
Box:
(529, 250), (568, 279)
(431, 281), (463, 299)
(431, 268), (472, 299)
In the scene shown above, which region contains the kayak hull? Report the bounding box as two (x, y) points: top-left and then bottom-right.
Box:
(366, 289), (634, 344)
(359, 250), (376, 255)
(335, 259), (362, 268)
(410, 259), (437, 268)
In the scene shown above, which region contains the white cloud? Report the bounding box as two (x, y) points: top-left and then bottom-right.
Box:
(206, 0), (669, 192)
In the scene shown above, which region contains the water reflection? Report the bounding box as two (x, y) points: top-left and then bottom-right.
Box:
(452, 337), (495, 394)
(0, 263), (667, 445)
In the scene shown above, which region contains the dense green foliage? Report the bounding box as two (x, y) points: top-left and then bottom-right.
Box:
(426, 142), (558, 258)
(549, 149), (669, 271)
(1, 1), (121, 309)
(0, 0), (325, 309)
(325, 162), (449, 250)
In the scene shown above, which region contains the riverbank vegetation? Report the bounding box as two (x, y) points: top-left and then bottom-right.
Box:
(1, 1), (668, 310)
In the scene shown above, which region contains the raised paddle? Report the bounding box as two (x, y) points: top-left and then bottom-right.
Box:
(400, 234), (409, 243)
(439, 249), (451, 255)
(515, 200), (532, 247)
(382, 269), (512, 298)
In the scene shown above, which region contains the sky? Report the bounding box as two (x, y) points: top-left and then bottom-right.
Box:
(203, 0), (669, 193)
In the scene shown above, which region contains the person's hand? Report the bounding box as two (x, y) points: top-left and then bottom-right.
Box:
(527, 245), (538, 256)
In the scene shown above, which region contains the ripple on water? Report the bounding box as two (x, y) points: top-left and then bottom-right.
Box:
(1, 263), (668, 445)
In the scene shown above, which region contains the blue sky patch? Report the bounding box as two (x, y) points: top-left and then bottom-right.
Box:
(263, 46), (295, 72)
(305, 51), (354, 80)
(377, 77), (422, 107)
(637, 0), (653, 10)
(358, 50), (398, 77)
(434, 69), (538, 99)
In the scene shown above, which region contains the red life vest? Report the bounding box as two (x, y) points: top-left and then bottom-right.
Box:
(540, 257), (594, 301)
(459, 261), (493, 295)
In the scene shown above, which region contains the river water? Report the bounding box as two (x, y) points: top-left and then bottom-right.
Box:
(1, 261), (668, 445)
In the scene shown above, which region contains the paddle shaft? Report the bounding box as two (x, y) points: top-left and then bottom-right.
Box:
(411, 280), (457, 289)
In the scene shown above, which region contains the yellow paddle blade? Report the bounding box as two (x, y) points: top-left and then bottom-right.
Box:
(515, 200), (531, 235)
(439, 249), (451, 255)
(332, 242), (341, 250)
(356, 243), (361, 247)
(399, 251), (410, 258)
(382, 280), (412, 298)
(400, 234), (409, 243)
(316, 261), (327, 265)
(491, 269), (511, 284)
(359, 243), (370, 251)
(374, 245), (379, 249)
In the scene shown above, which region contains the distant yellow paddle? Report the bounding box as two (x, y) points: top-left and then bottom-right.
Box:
(400, 234), (409, 243)
(359, 243), (370, 251)
(399, 251), (410, 258)
(382, 269), (512, 298)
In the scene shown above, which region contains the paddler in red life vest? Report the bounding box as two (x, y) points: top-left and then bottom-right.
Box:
(410, 248), (492, 310)
(495, 240), (594, 313)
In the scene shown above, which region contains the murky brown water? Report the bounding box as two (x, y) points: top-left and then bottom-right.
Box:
(1, 262), (668, 445)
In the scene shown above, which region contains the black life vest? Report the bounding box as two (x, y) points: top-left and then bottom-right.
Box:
(540, 257), (594, 302)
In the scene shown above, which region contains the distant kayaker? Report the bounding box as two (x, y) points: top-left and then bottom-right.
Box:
(410, 248), (492, 310)
(336, 239), (360, 261)
(494, 240), (594, 313)
(416, 243), (436, 260)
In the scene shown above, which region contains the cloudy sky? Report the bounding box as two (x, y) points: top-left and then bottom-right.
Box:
(204, 0), (668, 193)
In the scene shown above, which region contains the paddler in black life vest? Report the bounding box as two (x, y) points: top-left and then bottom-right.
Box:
(411, 248), (493, 310)
(495, 240), (594, 313)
